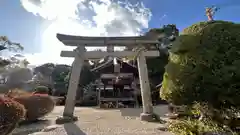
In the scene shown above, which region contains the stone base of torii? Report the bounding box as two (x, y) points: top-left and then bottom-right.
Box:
(55, 34), (161, 124)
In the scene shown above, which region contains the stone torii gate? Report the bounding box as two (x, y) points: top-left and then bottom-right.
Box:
(55, 33), (160, 123)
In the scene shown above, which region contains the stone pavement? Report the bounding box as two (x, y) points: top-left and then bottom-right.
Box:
(13, 105), (173, 135)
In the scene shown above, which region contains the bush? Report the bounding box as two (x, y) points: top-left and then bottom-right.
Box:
(0, 96), (26, 135)
(5, 89), (31, 98)
(167, 119), (238, 135)
(13, 94), (55, 121)
(160, 21), (240, 110)
(34, 86), (49, 94)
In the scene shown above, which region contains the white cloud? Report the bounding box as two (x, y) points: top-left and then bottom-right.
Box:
(20, 0), (152, 66)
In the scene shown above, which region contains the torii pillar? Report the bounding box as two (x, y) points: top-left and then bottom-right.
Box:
(137, 51), (154, 120)
(55, 33), (160, 123)
(56, 46), (85, 124)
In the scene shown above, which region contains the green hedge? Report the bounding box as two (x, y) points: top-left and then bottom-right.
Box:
(160, 21), (240, 110)
(34, 86), (49, 94)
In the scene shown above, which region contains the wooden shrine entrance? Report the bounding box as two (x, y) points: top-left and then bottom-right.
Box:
(90, 56), (141, 108)
(56, 33), (160, 123)
(97, 73), (137, 108)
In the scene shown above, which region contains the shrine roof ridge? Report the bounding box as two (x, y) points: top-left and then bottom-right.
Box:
(91, 57), (136, 72)
(56, 33), (160, 46)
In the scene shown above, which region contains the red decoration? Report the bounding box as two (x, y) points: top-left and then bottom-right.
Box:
(32, 93), (48, 96)
(0, 96), (14, 104)
(206, 7), (213, 21)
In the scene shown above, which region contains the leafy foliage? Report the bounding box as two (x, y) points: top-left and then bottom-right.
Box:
(4, 89), (32, 98)
(0, 96), (26, 135)
(65, 64), (96, 88)
(33, 63), (96, 96)
(33, 63), (55, 75)
(145, 24), (179, 50)
(0, 58), (11, 67)
(146, 53), (168, 83)
(33, 64), (70, 96)
(5, 68), (33, 89)
(126, 24), (179, 60)
(80, 82), (98, 105)
(0, 36), (24, 52)
(14, 94), (55, 121)
(51, 64), (70, 93)
(167, 119), (237, 135)
(161, 21), (240, 133)
(34, 85), (49, 94)
(0, 36), (24, 68)
(125, 24), (178, 85)
(161, 21), (240, 111)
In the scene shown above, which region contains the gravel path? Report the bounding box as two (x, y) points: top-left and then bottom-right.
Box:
(13, 105), (173, 135)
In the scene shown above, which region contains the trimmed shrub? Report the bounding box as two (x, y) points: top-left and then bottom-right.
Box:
(0, 96), (26, 135)
(160, 21), (240, 132)
(167, 119), (238, 135)
(34, 86), (49, 94)
(5, 89), (31, 98)
(14, 94), (55, 121)
(160, 21), (240, 110)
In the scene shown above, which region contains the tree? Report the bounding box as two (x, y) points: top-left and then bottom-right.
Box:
(145, 24), (178, 75)
(4, 56), (30, 70)
(5, 68), (33, 89)
(33, 63), (55, 89)
(125, 25), (179, 85)
(160, 21), (240, 118)
(146, 53), (168, 84)
(3, 58), (31, 90)
(64, 64), (96, 88)
(125, 24), (179, 55)
(0, 58), (10, 68)
(51, 64), (71, 95)
(51, 64), (70, 84)
(0, 36), (24, 68)
(0, 36), (27, 91)
(62, 63), (96, 103)
(145, 24), (179, 51)
(0, 36), (23, 52)
(19, 59), (30, 68)
(33, 63), (55, 75)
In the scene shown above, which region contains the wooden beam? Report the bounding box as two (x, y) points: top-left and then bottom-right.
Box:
(59, 40), (159, 46)
(99, 98), (135, 102)
(101, 73), (133, 79)
(60, 50), (160, 58)
(57, 33), (160, 46)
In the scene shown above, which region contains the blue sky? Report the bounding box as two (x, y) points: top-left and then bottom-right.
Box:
(0, 0), (240, 65)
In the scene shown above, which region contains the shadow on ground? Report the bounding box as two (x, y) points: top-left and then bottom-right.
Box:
(64, 123), (87, 135)
(119, 105), (169, 117)
(92, 104), (169, 120)
(12, 119), (52, 135)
